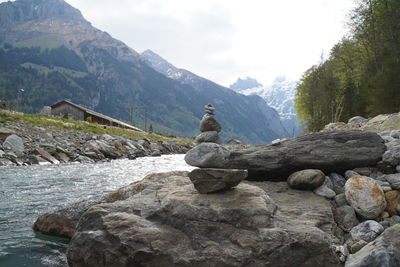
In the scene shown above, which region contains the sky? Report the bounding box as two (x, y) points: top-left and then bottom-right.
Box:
(3, 0), (356, 87)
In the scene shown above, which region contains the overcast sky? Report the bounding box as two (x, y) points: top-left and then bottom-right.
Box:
(4, 0), (356, 87)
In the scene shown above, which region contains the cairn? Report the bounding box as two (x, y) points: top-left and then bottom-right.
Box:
(195, 104), (222, 144)
(187, 104), (248, 194)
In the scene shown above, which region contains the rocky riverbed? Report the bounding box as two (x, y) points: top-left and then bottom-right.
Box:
(0, 120), (193, 167)
(31, 111), (400, 266)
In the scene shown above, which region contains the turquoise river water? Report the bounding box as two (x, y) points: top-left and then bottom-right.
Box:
(0, 154), (194, 267)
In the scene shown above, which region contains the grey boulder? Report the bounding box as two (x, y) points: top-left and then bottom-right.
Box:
(383, 146), (400, 166)
(195, 131), (221, 144)
(313, 176), (336, 199)
(33, 198), (102, 238)
(87, 140), (118, 159)
(199, 115), (221, 132)
(333, 205), (360, 232)
(384, 173), (400, 190)
(65, 172), (341, 267)
(348, 116), (368, 127)
(349, 240), (368, 254)
(330, 173), (347, 194)
(0, 127), (16, 141)
(350, 220), (384, 243)
(335, 193), (348, 207)
(345, 170), (360, 180)
(2, 134), (24, 157)
(188, 168), (248, 193)
(346, 224), (400, 267)
(287, 169), (325, 190)
(345, 176), (387, 219)
(185, 142), (229, 167)
(36, 147), (60, 164)
(185, 130), (386, 180)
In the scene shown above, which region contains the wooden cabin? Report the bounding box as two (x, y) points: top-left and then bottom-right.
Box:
(51, 100), (144, 132)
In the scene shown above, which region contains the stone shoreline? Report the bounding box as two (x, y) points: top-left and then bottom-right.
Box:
(28, 111), (400, 266)
(0, 120), (194, 167)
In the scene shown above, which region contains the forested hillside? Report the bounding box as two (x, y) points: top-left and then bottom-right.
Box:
(0, 0), (289, 144)
(295, 0), (400, 132)
(0, 45), (99, 113)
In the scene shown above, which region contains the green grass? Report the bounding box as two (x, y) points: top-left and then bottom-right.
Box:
(0, 110), (193, 143)
(20, 63), (88, 78)
(13, 34), (66, 50)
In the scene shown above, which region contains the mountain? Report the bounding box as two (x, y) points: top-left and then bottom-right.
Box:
(229, 77), (263, 92)
(140, 50), (289, 142)
(232, 76), (304, 137)
(0, 0), (288, 144)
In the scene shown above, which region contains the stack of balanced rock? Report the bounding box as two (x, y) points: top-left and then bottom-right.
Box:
(187, 104), (248, 194)
(195, 104), (222, 144)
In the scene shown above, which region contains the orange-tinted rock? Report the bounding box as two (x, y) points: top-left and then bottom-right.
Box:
(385, 190), (400, 216)
(345, 176), (387, 219)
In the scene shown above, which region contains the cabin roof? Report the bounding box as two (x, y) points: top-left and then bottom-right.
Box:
(51, 100), (144, 132)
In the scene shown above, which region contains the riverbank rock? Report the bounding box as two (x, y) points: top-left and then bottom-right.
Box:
(188, 168), (248, 193)
(350, 220), (384, 243)
(59, 172), (341, 267)
(383, 147), (400, 167)
(345, 224), (400, 267)
(385, 190), (400, 216)
(0, 127), (15, 141)
(287, 169), (325, 190)
(330, 173), (347, 194)
(345, 176), (387, 219)
(333, 205), (360, 232)
(314, 182), (336, 199)
(0, 120), (194, 166)
(2, 134), (24, 157)
(185, 130), (386, 180)
(384, 173), (400, 189)
(33, 198), (102, 238)
(35, 147), (60, 164)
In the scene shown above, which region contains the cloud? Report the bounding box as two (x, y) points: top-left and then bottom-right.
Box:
(1, 0), (355, 86)
(66, 0), (238, 83)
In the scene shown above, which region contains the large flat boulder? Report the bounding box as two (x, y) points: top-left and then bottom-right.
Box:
(185, 130), (386, 180)
(61, 172), (341, 267)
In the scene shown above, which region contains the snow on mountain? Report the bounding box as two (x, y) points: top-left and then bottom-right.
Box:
(140, 49), (202, 89)
(234, 76), (304, 137)
(141, 50), (291, 142)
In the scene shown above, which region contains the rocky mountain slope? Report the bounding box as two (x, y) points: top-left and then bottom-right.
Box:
(231, 76), (303, 137)
(140, 50), (289, 142)
(0, 0), (288, 144)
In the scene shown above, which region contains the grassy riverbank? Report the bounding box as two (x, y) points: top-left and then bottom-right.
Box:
(0, 110), (193, 143)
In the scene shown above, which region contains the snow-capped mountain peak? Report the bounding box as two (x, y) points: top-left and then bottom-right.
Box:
(233, 76), (304, 137)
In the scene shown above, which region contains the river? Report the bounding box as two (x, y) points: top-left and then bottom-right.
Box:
(0, 154), (194, 267)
